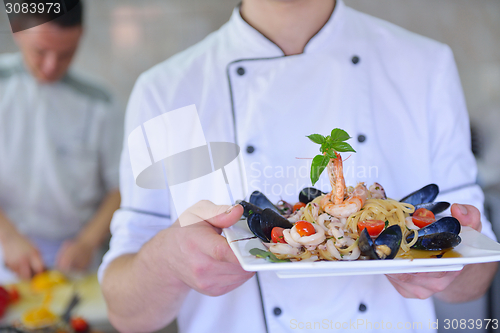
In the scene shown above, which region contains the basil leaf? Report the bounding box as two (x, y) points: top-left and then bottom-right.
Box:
(331, 142), (356, 153)
(307, 134), (325, 144)
(325, 150), (336, 159)
(384, 220), (389, 229)
(330, 128), (351, 142)
(250, 248), (271, 259)
(250, 248), (290, 263)
(310, 154), (329, 186)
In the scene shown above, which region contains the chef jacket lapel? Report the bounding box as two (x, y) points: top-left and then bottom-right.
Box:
(225, 0), (377, 204)
(222, 7), (400, 329)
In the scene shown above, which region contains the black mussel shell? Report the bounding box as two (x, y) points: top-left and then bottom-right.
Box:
(400, 184), (439, 206)
(247, 212), (268, 242)
(412, 202), (450, 215)
(249, 191), (279, 213)
(358, 225), (402, 260)
(299, 187), (325, 204)
(416, 216), (461, 237)
(260, 209), (293, 242)
(412, 233), (461, 251)
(358, 229), (374, 257)
(239, 200), (262, 218)
(246, 208), (293, 243)
(406, 216), (461, 250)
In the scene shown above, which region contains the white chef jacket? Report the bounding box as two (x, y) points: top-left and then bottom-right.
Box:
(0, 53), (123, 266)
(99, 1), (495, 332)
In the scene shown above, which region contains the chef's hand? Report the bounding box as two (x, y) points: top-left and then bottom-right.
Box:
(56, 239), (95, 272)
(386, 204), (480, 299)
(143, 200), (254, 297)
(1, 230), (44, 280)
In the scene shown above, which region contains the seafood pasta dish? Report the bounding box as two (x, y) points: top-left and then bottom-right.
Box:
(242, 129), (461, 262)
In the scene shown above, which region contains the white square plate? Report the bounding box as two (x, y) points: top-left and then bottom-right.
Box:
(224, 220), (500, 278)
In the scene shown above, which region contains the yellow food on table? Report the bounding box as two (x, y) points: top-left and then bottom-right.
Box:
(31, 271), (67, 292)
(19, 271), (68, 329)
(21, 306), (59, 329)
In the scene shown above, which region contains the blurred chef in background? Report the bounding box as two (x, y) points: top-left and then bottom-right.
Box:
(0, 1), (122, 281)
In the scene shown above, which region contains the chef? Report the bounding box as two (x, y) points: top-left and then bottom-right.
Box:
(99, 0), (498, 332)
(0, 2), (122, 281)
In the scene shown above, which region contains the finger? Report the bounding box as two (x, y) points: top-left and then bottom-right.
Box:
(75, 255), (90, 271)
(55, 241), (71, 264)
(182, 201), (243, 229)
(18, 259), (32, 280)
(387, 271), (459, 295)
(211, 273), (256, 295)
(387, 271), (455, 281)
(192, 270), (255, 296)
(197, 232), (240, 264)
(29, 252), (45, 275)
(386, 273), (414, 283)
(57, 251), (71, 271)
(412, 270), (462, 279)
(387, 275), (434, 299)
(451, 203), (481, 232)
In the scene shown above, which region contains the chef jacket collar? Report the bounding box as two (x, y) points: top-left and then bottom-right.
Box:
(227, 0), (345, 58)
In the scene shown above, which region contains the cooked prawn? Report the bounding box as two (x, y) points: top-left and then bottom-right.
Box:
(323, 155), (345, 205)
(321, 182), (368, 218)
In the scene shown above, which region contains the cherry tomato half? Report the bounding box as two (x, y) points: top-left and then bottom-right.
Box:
(358, 220), (385, 237)
(412, 208), (436, 228)
(8, 286), (19, 304)
(271, 227), (287, 243)
(0, 287), (9, 319)
(295, 221), (315, 237)
(71, 317), (89, 333)
(293, 202), (306, 212)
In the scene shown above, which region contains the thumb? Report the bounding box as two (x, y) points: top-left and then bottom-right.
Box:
(30, 251), (45, 275)
(181, 200), (243, 229)
(450, 203), (481, 232)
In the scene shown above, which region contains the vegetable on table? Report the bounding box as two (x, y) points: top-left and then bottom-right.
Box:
(71, 316), (90, 333)
(0, 286), (9, 319)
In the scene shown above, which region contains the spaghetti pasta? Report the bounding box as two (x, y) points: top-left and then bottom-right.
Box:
(346, 198), (415, 252)
(266, 189), (422, 261)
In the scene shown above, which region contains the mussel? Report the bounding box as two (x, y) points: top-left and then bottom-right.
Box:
(246, 207), (293, 242)
(299, 187), (325, 204)
(358, 225), (402, 260)
(400, 184), (450, 215)
(406, 216), (461, 250)
(413, 202), (450, 215)
(400, 184), (439, 206)
(239, 201), (262, 218)
(249, 191), (279, 213)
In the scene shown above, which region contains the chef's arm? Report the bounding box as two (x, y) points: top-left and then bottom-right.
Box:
(76, 189), (121, 249)
(436, 203), (498, 303)
(56, 190), (121, 272)
(102, 250), (190, 332)
(0, 209), (22, 242)
(0, 209), (45, 279)
(101, 202), (252, 333)
(437, 262), (498, 303)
